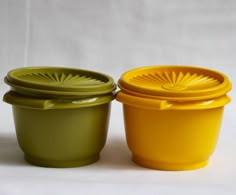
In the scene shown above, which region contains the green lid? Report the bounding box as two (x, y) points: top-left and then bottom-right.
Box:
(5, 66), (116, 97)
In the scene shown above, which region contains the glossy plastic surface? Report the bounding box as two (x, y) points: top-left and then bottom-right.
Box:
(12, 103), (111, 167)
(5, 66), (116, 97)
(3, 66), (116, 167)
(118, 66), (231, 101)
(117, 91), (230, 110)
(117, 65), (232, 170)
(4, 91), (114, 109)
(123, 104), (223, 170)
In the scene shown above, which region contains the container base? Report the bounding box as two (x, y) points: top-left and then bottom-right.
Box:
(24, 154), (100, 168)
(132, 155), (208, 171)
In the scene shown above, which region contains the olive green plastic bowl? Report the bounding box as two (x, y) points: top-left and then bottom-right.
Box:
(3, 66), (116, 168)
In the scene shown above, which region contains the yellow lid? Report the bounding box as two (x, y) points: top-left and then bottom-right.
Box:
(118, 66), (232, 101)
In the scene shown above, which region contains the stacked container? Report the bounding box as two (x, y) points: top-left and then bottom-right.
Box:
(116, 66), (232, 170)
(3, 66), (116, 167)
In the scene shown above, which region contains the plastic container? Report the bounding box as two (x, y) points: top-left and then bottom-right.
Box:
(3, 66), (116, 168)
(116, 65), (232, 171)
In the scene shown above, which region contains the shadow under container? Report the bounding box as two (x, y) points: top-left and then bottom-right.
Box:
(116, 66), (232, 171)
(3, 66), (116, 168)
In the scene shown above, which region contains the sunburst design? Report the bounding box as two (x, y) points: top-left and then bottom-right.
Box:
(130, 71), (220, 91)
(18, 72), (105, 86)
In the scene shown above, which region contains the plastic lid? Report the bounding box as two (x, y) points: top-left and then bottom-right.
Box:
(5, 67), (116, 97)
(118, 66), (232, 101)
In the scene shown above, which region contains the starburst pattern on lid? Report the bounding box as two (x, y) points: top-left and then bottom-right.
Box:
(19, 72), (105, 86)
(130, 71), (220, 91)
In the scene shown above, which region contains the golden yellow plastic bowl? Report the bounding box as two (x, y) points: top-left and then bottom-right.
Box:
(116, 66), (232, 171)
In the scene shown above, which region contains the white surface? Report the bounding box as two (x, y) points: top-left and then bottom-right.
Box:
(1, 0), (236, 194)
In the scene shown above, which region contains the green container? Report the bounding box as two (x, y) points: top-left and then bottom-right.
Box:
(3, 66), (116, 168)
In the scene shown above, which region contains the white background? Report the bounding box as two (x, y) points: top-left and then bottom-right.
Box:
(1, 0), (236, 194)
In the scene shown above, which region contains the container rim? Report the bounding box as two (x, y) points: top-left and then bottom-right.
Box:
(118, 65), (232, 101)
(5, 66), (116, 97)
(3, 90), (115, 110)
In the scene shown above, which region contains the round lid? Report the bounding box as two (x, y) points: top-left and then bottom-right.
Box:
(118, 66), (232, 101)
(5, 66), (116, 97)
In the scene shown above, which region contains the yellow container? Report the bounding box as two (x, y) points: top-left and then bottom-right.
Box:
(116, 66), (232, 171)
